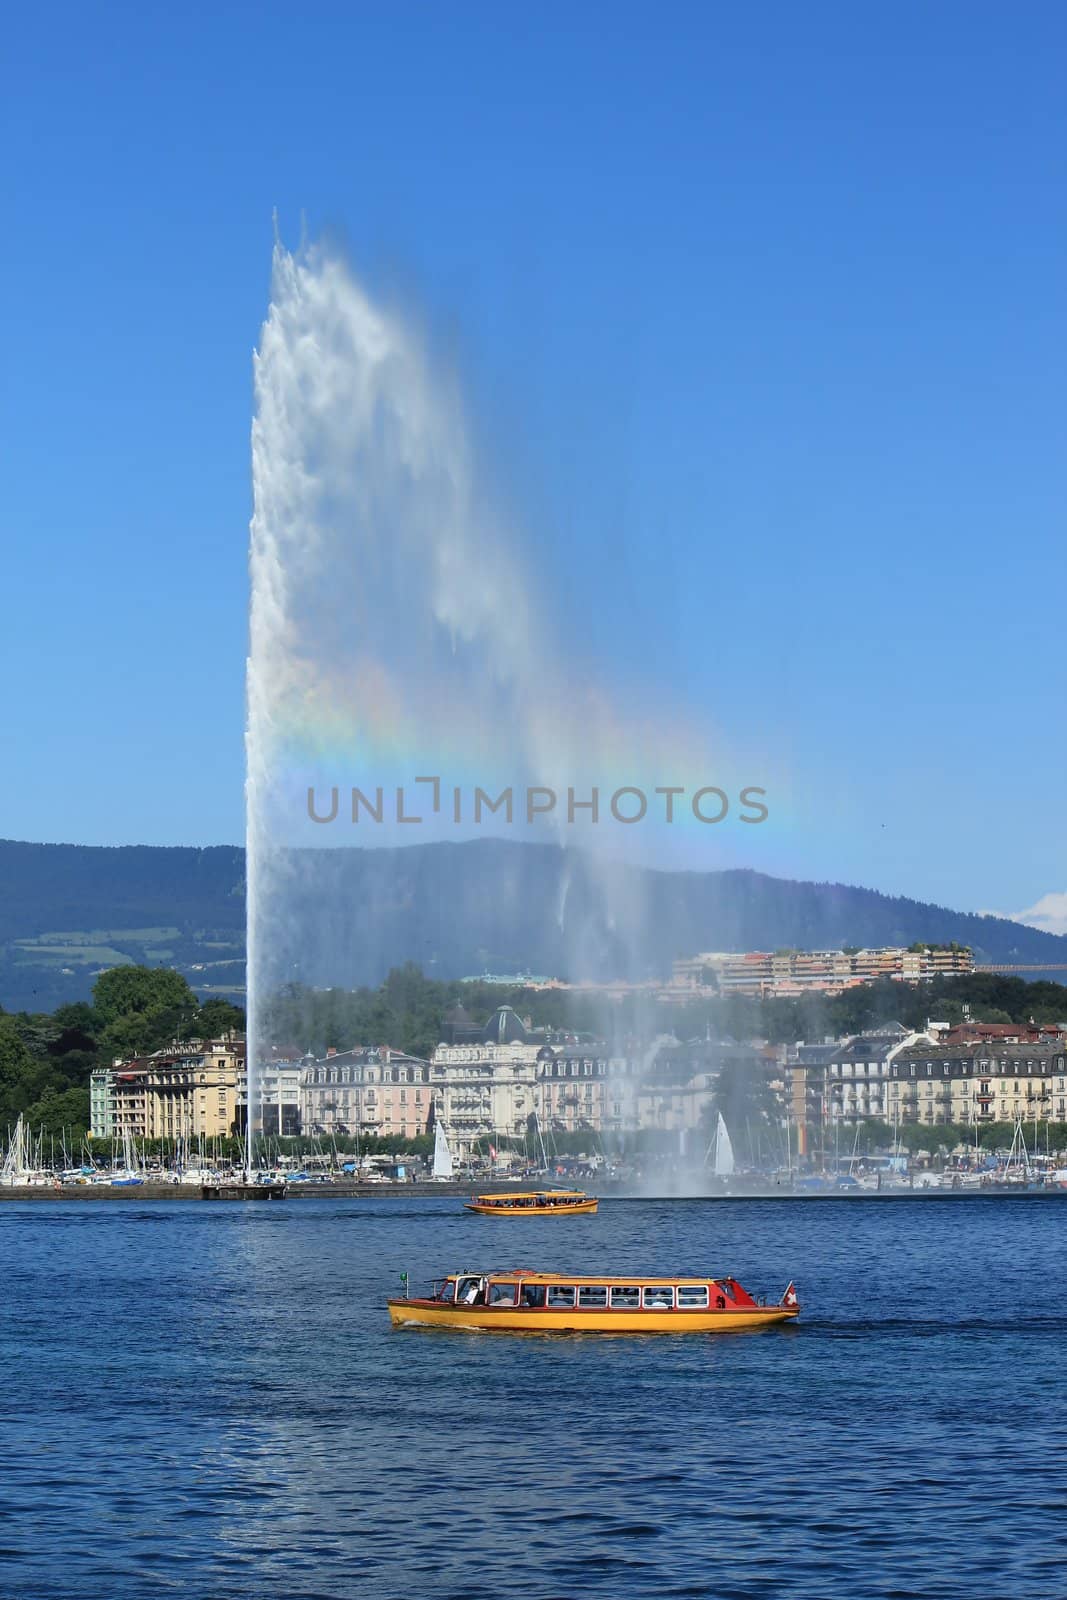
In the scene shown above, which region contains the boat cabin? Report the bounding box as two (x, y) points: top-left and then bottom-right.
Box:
(470, 1191), (591, 1210)
(433, 1272), (760, 1311)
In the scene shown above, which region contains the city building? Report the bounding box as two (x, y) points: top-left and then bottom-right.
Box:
(825, 1024), (924, 1125)
(535, 1046), (617, 1137)
(936, 1021), (1065, 1048)
(301, 1047), (432, 1139)
(296, 1008), (781, 1159)
(785, 1042), (840, 1156)
(428, 1006), (545, 1155)
(89, 1067), (115, 1140)
(103, 1035), (246, 1143)
(672, 945), (973, 999)
(259, 1048), (306, 1136)
(887, 1043), (1065, 1128)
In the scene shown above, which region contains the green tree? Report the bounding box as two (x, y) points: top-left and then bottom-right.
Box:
(91, 966), (200, 1061)
(92, 966), (197, 1025)
(195, 998), (246, 1037)
(21, 1085), (90, 1142)
(0, 1014), (53, 1128)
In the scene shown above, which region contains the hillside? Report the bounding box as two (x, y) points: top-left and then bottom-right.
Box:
(1, 837), (1063, 1011)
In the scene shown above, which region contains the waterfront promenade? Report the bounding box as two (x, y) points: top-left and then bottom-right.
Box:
(3, 1180), (1064, 1202)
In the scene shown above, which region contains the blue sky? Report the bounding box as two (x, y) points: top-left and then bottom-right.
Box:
(2, 1), (1064, 924)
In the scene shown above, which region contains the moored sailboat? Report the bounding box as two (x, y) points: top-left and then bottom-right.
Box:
(431, 1121), (454, 1181)
(712, 1113), (735, 1179)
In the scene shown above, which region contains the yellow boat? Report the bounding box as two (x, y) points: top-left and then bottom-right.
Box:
(388, 1270), (800, 1333)
(464, 1189), (598, 1216)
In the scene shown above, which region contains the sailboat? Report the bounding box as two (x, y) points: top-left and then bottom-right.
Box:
(712, 1113), (735, 1179)
(1, 1116), (30, 1187)
(431, 1120), (454, 1181)
(110, 1124), (146, 1186)
(998, 1118), (1036, 1187)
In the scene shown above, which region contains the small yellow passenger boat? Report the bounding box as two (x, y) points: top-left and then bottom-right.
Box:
(465, 1189), (598, 1216)
(388, 1270), (799, 1333)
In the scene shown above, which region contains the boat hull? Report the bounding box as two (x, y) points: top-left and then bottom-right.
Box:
(387, 1299), (796, 1333)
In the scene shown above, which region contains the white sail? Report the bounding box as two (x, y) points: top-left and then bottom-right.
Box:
(714, 1114), (735, 1178)
(432, 1120), (453, 1180)
(0, 1115), (28, 1186)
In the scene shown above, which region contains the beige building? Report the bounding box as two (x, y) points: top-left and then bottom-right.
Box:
(1054, 1057), (1067, 1123)
(430, 1037), (542, 1149)
(106, 1035), (246, 1142)
(535, 1047), (625, 1136)
(298, 1006), (784, 1157)
(886, 1043), (1064, 1128)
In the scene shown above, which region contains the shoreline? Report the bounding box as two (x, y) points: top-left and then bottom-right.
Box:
(1, 1182), (1064, 1203)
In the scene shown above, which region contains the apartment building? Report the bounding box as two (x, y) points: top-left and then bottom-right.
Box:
(259, 1051), (305, 1136)
(673, 945), (973, 999)
(786, 1043), (840, 1156)
(825, 1024), (924, 1125)
(887, 1043), (1065, 1127)
(101, 1035), (246, 1142)
(296, 1004), (788, 1158)
(89, 1067), (115, 1140)
(301, 1047), (432, 1139)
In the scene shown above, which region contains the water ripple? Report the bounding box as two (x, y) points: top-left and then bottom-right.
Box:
(0, 1195), (1064, 1598)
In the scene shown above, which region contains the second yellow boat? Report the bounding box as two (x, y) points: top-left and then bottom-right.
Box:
(464, 1188), (598, 1215)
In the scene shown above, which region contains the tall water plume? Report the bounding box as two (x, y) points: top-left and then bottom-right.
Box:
(246, 232), (733, 1148)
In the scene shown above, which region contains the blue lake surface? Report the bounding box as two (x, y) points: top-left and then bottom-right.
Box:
(1, 1194), (1065, 1599)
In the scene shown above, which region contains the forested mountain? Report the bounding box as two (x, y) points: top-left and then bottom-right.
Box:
(1, 837), (1063, 1011)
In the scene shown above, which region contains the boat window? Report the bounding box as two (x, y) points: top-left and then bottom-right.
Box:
(521, 1283), (546, 1308)
(578, 1286), (608, 1308)
(642, 1285), (674, 1309)
(547, 1285), (576, 1308)
(437, 1280), (456, 1303)
(610, 1285), (640, 1308)
(488, 1281), (519, 1306)
(677, 1285), (710, 1308)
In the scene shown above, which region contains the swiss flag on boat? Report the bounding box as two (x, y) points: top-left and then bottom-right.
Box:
(489, 1144), (498, 1160)
(781, 1282), (799, 1308)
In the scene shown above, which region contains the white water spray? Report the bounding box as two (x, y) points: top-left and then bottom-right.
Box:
(247, 235), (569, 1152)
(246, 232), (725, 1155)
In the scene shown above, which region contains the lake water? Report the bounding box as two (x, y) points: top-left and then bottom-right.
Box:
(1, 1194), (1064, 1598)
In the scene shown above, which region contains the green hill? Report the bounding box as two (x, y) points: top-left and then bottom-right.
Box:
(1, 837), (1063, 1011)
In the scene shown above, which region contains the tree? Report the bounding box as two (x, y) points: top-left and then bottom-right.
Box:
(0, 1015), (54, 1128)
(92, 966), (197, 1025)
(195, 998), (246, 1038)
(50, 1002), (100, 1057)
(91, 967), (201, 1062)
(20, 1085), (90, 1142)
